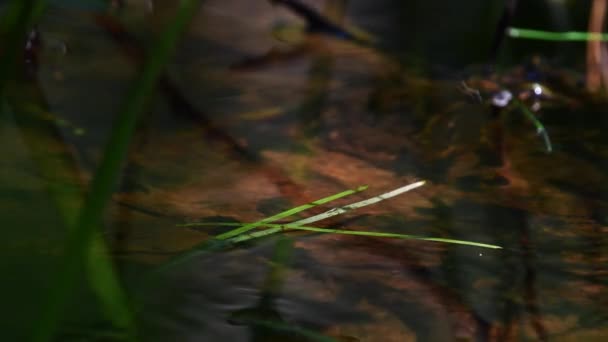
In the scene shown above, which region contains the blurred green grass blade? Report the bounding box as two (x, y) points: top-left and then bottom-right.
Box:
(514, 100), (552, 153)
(215, 185), (368, 240)
(88, 237), (135, 332)
(86, 239), (135, 336)
(184, 222), (502, 249)
(5, 66), (131, 332)
(32, 1), (202, 341)
(262, 237), (293, 296)
(508, 27), (608, 42)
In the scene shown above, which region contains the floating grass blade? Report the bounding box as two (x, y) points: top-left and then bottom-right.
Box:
(157, 185), (368, 271)
(182, 181), (430, 244)
(215, 185), (368, 240)
(182, 222), (502, 249)
(514, 100), (552, 153)
(280, 225), (502, 249)
(294, 181), (426, 226)
(32, 1), (201, 341)
(508, 27), (608, 42)
(223, 181), (426, 242)
(168, 182), (423, 269)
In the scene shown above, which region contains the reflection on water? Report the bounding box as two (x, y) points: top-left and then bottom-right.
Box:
(2, 0), (608, 341)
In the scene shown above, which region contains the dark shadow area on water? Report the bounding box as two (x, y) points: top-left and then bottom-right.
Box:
(2, 0), (608, 341)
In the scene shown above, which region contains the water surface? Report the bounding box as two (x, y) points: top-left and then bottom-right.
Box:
(1, 1), (607, 341)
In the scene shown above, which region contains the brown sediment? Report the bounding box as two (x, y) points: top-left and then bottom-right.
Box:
(91, 11), (314, 208)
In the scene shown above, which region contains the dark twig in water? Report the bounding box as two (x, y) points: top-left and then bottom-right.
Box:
(490, 0), (518, 62)
(269, 0), (355, 40)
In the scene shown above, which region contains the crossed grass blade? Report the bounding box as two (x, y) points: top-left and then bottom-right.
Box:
(182, 222), (502, 250)
(157, 185), (369, 271)
(180, 182), (425, 245)
(227, 181), (428, 243)
(181, 180), (501, 249)
(215, 185), (369, 240)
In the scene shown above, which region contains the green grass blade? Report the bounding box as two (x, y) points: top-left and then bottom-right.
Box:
(225, 181), (426, 243)
(514, 100), (552, 153)
(182, 222), (502, 249)
(215, 185), (368, 240)
(508, 27), (608, 42)
(31, 1), (201, 341)
(87, 237), (135, 331)
(280, 225), (502, 249)
(179, 182), (426, 248)
(157, 186), (368, 271)
(292, 181), (425, 226)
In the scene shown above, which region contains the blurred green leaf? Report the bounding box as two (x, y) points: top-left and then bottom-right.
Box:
(87, 237), (135, 331)
(32, 0), (202, 341)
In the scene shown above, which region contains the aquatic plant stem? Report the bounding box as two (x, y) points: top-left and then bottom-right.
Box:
(31, 1), (201, 341)
(513, 100), (552, 153)
(508, 27), (608, 42)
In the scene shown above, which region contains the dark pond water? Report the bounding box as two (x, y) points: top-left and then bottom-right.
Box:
(2, 0), (608, 341)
